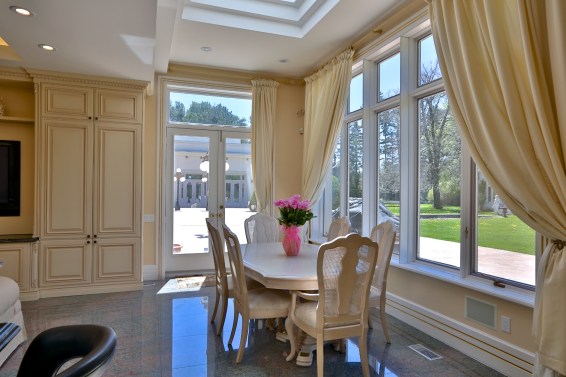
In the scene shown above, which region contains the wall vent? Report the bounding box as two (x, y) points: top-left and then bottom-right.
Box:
(465, 296), (496, 329)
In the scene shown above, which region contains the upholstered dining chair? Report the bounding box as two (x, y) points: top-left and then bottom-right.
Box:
(368, 221), (397, 343)
(287, 233), (379, 377)
(206, 218), (234, 336)
(244, 213), (279, 243)
(327, 216), (351, 241)
(17, 324), (117, 377)
(222, 223), (291, 364)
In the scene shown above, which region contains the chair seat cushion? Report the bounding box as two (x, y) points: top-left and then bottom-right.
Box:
(0, 277), (19, 316)
(248, 288), (290, 318)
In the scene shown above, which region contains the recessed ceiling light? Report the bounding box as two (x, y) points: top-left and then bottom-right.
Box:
(279, 58), (289, 63)
(9, 6), (33, 16)
(38, 44), (56, 52)
(201, 46), (212, 52)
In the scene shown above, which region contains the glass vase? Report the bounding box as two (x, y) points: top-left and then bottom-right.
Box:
(281, 225), (301, 256)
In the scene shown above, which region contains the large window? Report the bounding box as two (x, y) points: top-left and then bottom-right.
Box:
(313, 29), (536, 291)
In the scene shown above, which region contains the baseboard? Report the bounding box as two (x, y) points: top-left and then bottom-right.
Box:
(386, 293), (534, 377)
(143, 264), (158, 281)
(38, 282), (142, 299)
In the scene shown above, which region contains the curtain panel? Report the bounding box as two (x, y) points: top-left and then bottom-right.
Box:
(427, 0), (566, 375)
(251, 79), (279, 215)
(301, 48), (354, 205)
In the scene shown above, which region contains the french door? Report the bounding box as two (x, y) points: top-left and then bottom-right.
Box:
(164, 127), (253, 276)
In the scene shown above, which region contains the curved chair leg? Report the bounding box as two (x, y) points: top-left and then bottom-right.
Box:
(316, 336), (325, 377)
(380, 307), (391, 343)
(228, 308), (239, 345)
(210, 287), (220, 323)
(285, 317), (296, 362)
(236, 315), (249, 364)
(359, 330), (370, 377)
(368, 314), (374, 329)
(216, 293), (229, 336)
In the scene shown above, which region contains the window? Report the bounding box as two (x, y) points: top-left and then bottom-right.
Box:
(169, 91), (252, 127)
(312, 29), (536, 291)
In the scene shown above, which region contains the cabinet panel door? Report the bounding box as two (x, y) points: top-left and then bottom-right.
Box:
(93, 238), (140, 283)
(40, 240), (91, 286)
(0, 243), (30, 291)
(42, 119), (93, 237)
(94, 123), (141, 236)
(96, 89), (142, 123)
(42, 84), (93, 118)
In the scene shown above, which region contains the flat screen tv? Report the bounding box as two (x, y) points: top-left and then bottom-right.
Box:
(0, 140), (20, 216)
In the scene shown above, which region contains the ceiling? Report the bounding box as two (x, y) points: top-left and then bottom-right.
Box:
(0, 0), (410, 85)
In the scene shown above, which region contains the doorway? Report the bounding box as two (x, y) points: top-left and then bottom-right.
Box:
(164, 127), (254, 276)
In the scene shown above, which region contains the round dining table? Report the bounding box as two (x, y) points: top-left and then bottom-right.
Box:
(242, 242), (319, 291)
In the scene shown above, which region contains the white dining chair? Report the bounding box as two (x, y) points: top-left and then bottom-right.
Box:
(368, 221), (397, 343)
(287, 233), (379, 377)
(327, 216), (351, 241)
(244, 213), (279, 243)
(222, 223), (291, 364)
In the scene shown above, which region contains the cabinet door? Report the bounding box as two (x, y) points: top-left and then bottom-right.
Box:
(96, 89), (142, 123)
(42, 84), (93, 119)
(92, 238), (140, 283)
(0, 243), (31, 291)
(93, 122), (141, 236)
(40, 240), (92, 287)
(41, 119), (93, 238)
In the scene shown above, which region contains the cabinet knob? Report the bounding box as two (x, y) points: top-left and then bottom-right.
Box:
(93, 240), (97, 244)
(88, 116), (92, 120)
(86, 235), (90, 238)
(93, 234), (97, 238)
(87, 240), (91, 244)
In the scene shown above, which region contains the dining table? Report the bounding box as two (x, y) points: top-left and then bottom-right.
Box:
(241, 241), (320, 362)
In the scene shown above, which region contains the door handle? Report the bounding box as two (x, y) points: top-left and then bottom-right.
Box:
(210, 213), (216, 218)
(218, 213), (224, 218)
(219, 205), (224, 210)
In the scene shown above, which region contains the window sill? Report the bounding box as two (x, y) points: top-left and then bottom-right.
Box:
(390, 258), (535, 308)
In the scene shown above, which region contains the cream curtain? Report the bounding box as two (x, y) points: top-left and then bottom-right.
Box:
(251, 79), (279, 215)
(427, 1), (566, 375)
(302, 48), (354, 204)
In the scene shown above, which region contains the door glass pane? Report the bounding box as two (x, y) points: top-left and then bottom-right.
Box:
(475, 171), (536, 286)
(378, 107), (401, 253)
(224, 137), (253, 244)
(418, 35), (442, 86)
(348, 73), (363, 113)
(418, 92), (461, 268)
(378, 53), (400, 101)
(348, 120), (363, 234)
(169, 92), (252, 127)
(173, 135), (210, 255)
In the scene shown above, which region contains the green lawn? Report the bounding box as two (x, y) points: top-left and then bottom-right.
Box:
(420, 215), (535, 255)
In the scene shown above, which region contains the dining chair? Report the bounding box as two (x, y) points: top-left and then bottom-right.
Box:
(287, 233), (379, 377)
(244, 213), (279, 243)
(222, 223), (291, 364)
(327, 216), (351, 241)
(368, 221), (397, 343)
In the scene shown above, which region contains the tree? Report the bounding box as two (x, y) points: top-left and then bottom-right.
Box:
(169, 100), (248, 127)
(379, 108), (401, 202)
(419, 62), (459, 210)
(348, 120), (363, 199)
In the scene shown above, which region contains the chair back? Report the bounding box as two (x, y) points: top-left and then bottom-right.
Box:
(327, 216), (351, 241)
(317, 233), (378, 329)
(206, 218), (229, 290)
(222, 224), (249, 308)
(17, 324), (117, 377)
(369, 221), (397, 293)
(244, 213), (279, 243)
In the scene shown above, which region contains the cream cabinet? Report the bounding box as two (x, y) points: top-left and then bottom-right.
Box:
(0, 242), (34, 292)
(37, 79), (144, 294)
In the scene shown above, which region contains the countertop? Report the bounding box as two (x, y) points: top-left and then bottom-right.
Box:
(0, 234), (39, 243)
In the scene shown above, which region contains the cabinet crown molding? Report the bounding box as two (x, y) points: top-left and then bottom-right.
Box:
(26, 69), (149, 92)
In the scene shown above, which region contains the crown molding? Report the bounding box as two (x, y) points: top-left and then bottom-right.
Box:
(25, 68), (149, 91)
(0, 67), (33, 83)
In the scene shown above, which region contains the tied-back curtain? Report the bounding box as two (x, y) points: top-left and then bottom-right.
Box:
(427, 0), (566, 375)
(251, 79), (279, 215)
(302, 48), (354, 205)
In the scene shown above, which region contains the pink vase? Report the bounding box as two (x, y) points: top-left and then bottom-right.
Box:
(281, 225), (301, 256)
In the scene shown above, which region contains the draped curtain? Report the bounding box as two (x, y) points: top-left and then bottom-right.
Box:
(302, 48), (354, 205)
(251, 79), (279, 215)
(427, 1), (566, 375)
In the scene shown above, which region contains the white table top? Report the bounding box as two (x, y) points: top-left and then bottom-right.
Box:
(242, 242), (319, 291)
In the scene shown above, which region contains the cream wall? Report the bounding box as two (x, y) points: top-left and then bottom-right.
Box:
(143, 90), (158, 266)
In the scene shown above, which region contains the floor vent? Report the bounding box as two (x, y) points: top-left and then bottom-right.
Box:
(408, 344), (443, 361)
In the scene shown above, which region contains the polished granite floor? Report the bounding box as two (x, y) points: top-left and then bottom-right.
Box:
(0, 280), (506, 377)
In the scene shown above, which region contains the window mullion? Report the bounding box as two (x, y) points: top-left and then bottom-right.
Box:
(363, 59), (377, 236)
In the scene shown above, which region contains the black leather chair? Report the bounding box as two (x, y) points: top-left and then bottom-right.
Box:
(17, 324), (117, 377)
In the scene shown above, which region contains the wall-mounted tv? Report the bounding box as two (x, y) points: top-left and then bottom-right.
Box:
(0, 140), (21, 216)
